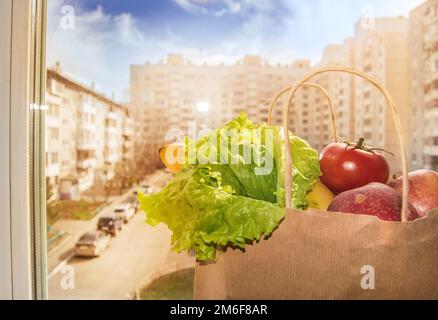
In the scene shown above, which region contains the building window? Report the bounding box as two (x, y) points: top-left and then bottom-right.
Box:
(49, 152), (58, 164)
(363, 91), (371, 99)
(49, 128), (59, 140)
(47, 104), (59, 117)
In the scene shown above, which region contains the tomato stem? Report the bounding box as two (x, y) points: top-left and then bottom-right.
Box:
(355, 137), (366, 149)
(346, 137), (394, 157)
(368, 148), (395, 157)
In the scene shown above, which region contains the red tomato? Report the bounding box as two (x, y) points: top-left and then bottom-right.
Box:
(319, 141), (390, 194)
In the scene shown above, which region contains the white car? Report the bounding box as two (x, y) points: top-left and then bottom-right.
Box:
(141, 184), (154, 194)
(114, 203), (135, 223)
(133, 185), (154, 196)
(74, 231), (111, 257)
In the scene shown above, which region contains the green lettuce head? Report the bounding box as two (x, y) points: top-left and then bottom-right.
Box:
(139, 113), (321, 260)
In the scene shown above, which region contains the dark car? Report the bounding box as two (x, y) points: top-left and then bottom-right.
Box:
(125, 195), (139, 212)
(74, 230), (111, 257)
(97, 214), (123, 237)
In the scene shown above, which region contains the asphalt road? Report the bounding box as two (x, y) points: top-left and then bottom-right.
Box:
(47, 170), (172, 273)
(48, 170), (195, 300)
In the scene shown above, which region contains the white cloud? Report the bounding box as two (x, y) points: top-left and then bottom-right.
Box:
(224, 0), (241, 13)
(174, 0), (241, 16)
(174, 0), (208, 14)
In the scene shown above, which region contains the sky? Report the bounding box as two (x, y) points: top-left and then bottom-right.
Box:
(46, 0), (425, 101)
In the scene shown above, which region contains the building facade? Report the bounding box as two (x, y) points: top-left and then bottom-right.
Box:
(410, 0), (438, 170)
(353, 17), (411, 173)
(313, 38), (356, 151)
(46, 66), (134, 200)
(130, 54), (316, 166)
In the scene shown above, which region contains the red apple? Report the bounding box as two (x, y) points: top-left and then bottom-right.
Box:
(328, 182), (420, 221)
(389, 169), (438, 217)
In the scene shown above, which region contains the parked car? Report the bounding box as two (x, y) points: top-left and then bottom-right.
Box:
(141, 184), (154, 194)
(133, 184), (154, 196)
(125, 195), (139, 212)
(97, 214), (123, 236)
(114, 203), (135, 223)
(74, 230), (111, 257)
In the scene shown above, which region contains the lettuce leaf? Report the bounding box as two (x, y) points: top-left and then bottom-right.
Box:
(139, 113), (320, 260)
(139, 165), (285, 261)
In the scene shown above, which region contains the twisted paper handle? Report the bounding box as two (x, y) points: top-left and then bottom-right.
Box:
(276, 67), (409, 223)
(267, 82), (337, 143)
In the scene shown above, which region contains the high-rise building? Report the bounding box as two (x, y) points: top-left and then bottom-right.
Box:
(410, 0), (438, 170)
(46, 65), (133, 200)
(313, 38), (356, 151)
(227, 57), (316, 143)
(129, 54), (316, 166)
(354, 17), (410, 173)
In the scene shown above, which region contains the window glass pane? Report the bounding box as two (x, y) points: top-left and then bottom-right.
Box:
(45, 1), (194, 300)
(44, 0), (438, 300)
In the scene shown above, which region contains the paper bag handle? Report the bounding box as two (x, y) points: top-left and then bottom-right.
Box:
(281, 67), (409, 223)
(267, 82), (338, 143)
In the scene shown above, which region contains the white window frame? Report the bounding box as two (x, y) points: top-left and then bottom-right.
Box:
(0, 0), (47, 300)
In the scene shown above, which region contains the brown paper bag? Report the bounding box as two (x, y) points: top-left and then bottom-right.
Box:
(194, 208), (438, 300)
(195, 67), (438, 300)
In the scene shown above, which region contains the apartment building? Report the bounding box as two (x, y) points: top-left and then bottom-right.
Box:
(130, 54), (316, 166)
(353, 17), (410, 173)
(410, 0), (438, 170)
(46, 65), (134, 200)
(227, 56), (316, 143)
(313, 38), (356, 151)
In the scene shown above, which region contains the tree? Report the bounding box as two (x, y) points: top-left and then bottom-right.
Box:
(103, 179), (118, 202)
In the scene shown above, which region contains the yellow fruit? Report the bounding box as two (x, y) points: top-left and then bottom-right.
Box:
(306, 181), (335, 210)
(159, 144), (185, 174)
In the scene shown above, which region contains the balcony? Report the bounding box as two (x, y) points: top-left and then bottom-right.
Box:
(106, 169), (115, 180)
(78, 174), (94, 192)
(424, 145), (438, 156)
(124, 140), (133, 148)
(425, 89), (438, 102)
(81, 122), (97, 131)
(123, 151), (134, 160)
(81, 102), (97, 115)
(77, 140), (97, 150)
(46, 93), (62, 105)
(106, 111), (119, 120)
(46, 115), (60, 128)
(424, 128), (438, 138)
(77, 158), (97, 169)
(106, 154), (119, 163)
(106, 126), (118, 134)
(46, 163), (60, 177)
(123, 126), (134, 136)
(425, 108), (438, 119)
(106, 140), (119, 148)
